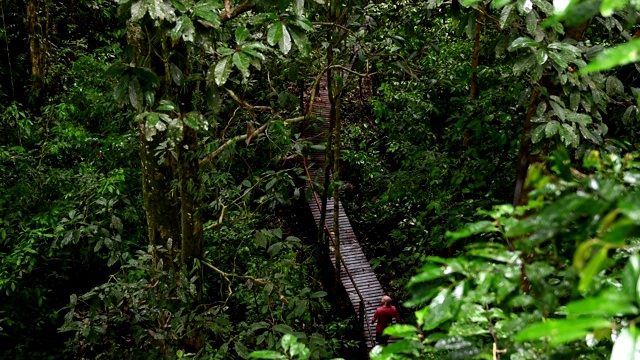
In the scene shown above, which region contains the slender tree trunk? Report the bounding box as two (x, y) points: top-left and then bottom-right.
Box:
(26, 0), (46, 101)
(317, 74), (334, 260)
(512, 88), (539, 207)
(470, 10), (482, 101)
(332, 92), (342, 282)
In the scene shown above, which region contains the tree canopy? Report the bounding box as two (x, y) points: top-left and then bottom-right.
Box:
(1, 0), (640, 359)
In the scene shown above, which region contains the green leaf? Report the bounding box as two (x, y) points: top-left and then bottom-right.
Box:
(233, 52), (250, 77)
(310, 291), (327, 298)
(273, 324), (294, 334)
(242, 48), (265, 61)
(531, 124), (545, 143)
(267, 22), (284, 46)
(281, 333), (297, 352)
(383, 324), (418, 337)
(526, 10), (539, 35)
(278, 25), (292, 54)
(184, 111), (202, 129)
(545, 120), (560, 136)
(205, 84), (221, 113)
(606, 75), (624, 95)
(619, 192), (640, 222)
(70, 293), (77, 306)
(235, 26), (250, 43)
(566, 112), (592, 125)
(146, 112), (160, 127)
(131, 0), (147, 21)
(294, 17), (313, 31)
(548, 42), (581, 57)
(600, 0), (628, 16)
(579, 39), (640, 75)
(407, 264), (448, 286)
(566, 289), (638, 316)
(157, 99), (177, 111)
(128, 76), (143, 111)
(446, 220), (498, 242)
(422, 288), (456, 331)
(550, 101), (566, 121)
(234, 341), (249, 359)
(579, 246), (609, 292)
(133, 67), (160, 90)
(548, 50), (568, 69)
(500, 4), (515, 29)
(288, 26), (310, 55)
(248, 350), (286, 359)
(515, 318), (612, 345)
(193, 1), (221, 28)
(214, 56), (232, 86)
(171, 15), (187, 41)
(611, 327), (639, 360)
(509, 37), (538, 51)
(114, 74), (130, 105)
(268, 242), (283, 256)
(105, 63), (129, 78)
(171, 63), (184, 86)
(623, 255), (640, 306)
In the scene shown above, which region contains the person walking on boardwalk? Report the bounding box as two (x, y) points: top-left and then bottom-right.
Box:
(371, 295), (400, 346)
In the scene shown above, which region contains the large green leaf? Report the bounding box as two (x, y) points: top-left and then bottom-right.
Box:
(445, 220), (498, 242)
(267, 22), (284, 46)
(233, 52), (250, 77)
(509, 37), (538, 51)
(278, 25), (292, 54)
(515, 317), (612, 345)
(579, 39), (640, 74)
(600, 0), (628, 16)
(214, 56), (232, 86)
(235, 26), (250, 43)
(610, 327), (639, 360)
(565, 289), (638, 316)
(128, 76), (144, 111)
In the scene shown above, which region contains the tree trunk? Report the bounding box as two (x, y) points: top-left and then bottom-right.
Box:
(512, 88), (539, 207)
(470, 10), (482, 101)
(26, 0), (46, 101)
(332, 81), (342, 282)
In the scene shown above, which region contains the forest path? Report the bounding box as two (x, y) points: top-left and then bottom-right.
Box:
(301, 75), (388, 352)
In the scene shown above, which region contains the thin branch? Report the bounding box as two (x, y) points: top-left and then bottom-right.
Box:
(225, 88), (274, 113)
(199, 70), (326, 168)
(201, 259), (268, 284)
(203, 205), (226, 231)
(219, 1), (252, 23)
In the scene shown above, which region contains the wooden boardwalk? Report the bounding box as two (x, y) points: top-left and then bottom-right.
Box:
(301, 76), (388, 351)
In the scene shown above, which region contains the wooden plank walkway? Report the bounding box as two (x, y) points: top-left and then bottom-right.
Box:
(301, 75), (389, 351)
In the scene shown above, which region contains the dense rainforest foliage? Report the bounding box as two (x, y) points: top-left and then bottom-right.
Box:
(1, 0), (640, 359)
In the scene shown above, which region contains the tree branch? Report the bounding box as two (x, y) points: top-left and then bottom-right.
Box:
(219, 1), (252, 23)
(199, 70), (326, 168)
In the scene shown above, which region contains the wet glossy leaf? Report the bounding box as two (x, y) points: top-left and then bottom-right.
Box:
(509, 37), (538, 51)
(214, 56), (232, 86)
(610, 327), (639, 360)
(545, 120), (560, 136)
(531, 124), (545, 143)
(170, 63), (184, 86)
(267, 22), (284, 46)
(500, 4), (515, 29)
(128, 76), (143, 111)
(566, 112), (592, 125)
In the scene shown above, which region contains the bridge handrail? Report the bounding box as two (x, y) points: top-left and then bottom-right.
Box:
(301, 129), (376, 349)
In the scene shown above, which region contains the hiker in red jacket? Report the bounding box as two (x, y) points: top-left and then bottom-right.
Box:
(371, 295), (400, 346)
